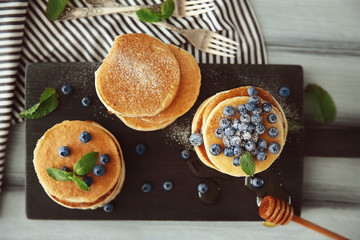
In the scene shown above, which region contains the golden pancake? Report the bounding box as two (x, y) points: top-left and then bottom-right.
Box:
(33, 120), (125, 209)
(117, 115), (177, 131)
(95, 33), (180, 117)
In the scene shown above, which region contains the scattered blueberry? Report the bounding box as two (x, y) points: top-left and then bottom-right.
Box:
(93, 165), (105, 176)
(163, 181), (173, 191)
(256, 151), (267, 161)
(240, 131), (252, 141)
(257, 139), (267, 150)
(209, 144), (222, 156)
(79, 131), (91, 143)
(233, 146), (244, 156)
(58, 146), (70, 158)
(230, 136), (241, 147)
(61, 84), (72, 95)
(83, 176), (93, 187)
(219, 118), (231, 129)
(233, 157), (240, 166)
(238, 122), (249, 132)
(255, 124), (266, 135)
(224, 127), (236, 136)
(279, 87), (290, 98)
(81, 97), (91, 107)
(222, 136), (231, 148)
(141, 183), (152, 192)
(231, 118), (240, 129)
(181, 149), (191, 160)
(60, 166), (70, 172)
(267, 113), (277, 124)
(252, 107), (262, 115)
(247, 86), (258, 96)
(251, 114), (262, 125)
(268, 127), (279, 138)
(99, 154), (110, 165)
(237, 104), (247, 115)
(214, 128), (224, 138)
(223, 105), (235, 117)
(245, 141), (256, 152)
(135, 143), (147, 155)
(245, 101), (257, 111)
(268, 142), (281, 154)
(223, 147), (235, 157)
(252, 177), (264, 188)
(103, 202), (114, 213)
(262, 102), (272, 113)
(240, 114), (251, 124)
(198, 183), (209, 194)
(249, 96), (261, 105)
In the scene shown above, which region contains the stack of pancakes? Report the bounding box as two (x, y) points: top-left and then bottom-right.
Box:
(33, 120), (125, 209)
(95, 33), (201, 131)
(191, 86), (288, 177)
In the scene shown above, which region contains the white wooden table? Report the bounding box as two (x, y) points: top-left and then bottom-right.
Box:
(1, 0), (360, 239)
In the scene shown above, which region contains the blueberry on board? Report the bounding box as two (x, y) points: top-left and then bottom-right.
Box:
(99, 154), (110, 165)
(230, 136), (241, 147)
(79, 131), (91, 143)
(279, 87), (290, 98)
(223, 147), (235, 157)
(163, 181), (173, 191)
(189, 133), (203, 146)
(249, 96), (261, 105)
(198, 183), (209, 194)
(252, 107), (262, 115)
(255, 124), (266, 135)
(83, 176), (93, 187)
(222, 135), (231, 148)
(240, 114), (251, 124)
(245, 141), (256, 152)
(93, 165), (105, 176)
(257, 139), (267, 150)
(60, 166), (70, 172)
(247, 86), (258, 96)
(240, 131), (252, 141)
(181, 149), (191, 160)
(214, 128), (224, 138)
(251, 114), (262, 125)
(245, 101), (257, 111)
(224, 127), (236, 137)
(268, 127), (279, 138)
(268, 142), (281, 154)
(256, 151), (267, 161)
(237, 104), (247, 115)
(58, 146), (70, 158)
(209, 144), (222, 156)
(81, 97), (91, 107)
(141, 183), (152, 192)
(103, 202), (114, 213)
(238, 122), (249, 132)
(262, 102), (272, 113)
(233, 157), (240, 166)
(219, 118), (231, 129)
(267, 113), (277, 124)
(135, 143), (147, 155)
(252, 177), (264, 188)
(61, 84), (72, 95)
(233, 146), (244, 156)
(223, 105), (235, 117)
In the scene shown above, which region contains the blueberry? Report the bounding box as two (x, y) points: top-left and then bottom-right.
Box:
(237, 104), (247, 115)
(233, 157), (240, 166)
(252, 107), (262, 115)
(181, 149), (191, 160)
(219, 118), (231, 129)
(249, 96), (261, 105)
(240, 131), (252, 141)
(251, 114), (262, 125)
(268, 127), (279, 138)
(163, 181), (173, 191)
(267, 113), (277, 124)
(79, 131), (91, 143)
(238, 122), (249, 132)
(222, 136), (231, 148)
(60, 166), (70, 172)
(279, 87), (290, 98)
(223, 147), (235, 157)
(198, 183), (209, 194)
(99, 154), (110, 165)
(245, 141), (256, 152)
(83, 176), (93, 187)
(231, 118), (240, 129)
(247, 86), (258, 96)
(251, 149), (259, 156)
(61, 84), (72, 95)
(141, 183), (152, 192)
(240, 114), (251, 124)
(251, 133), (258, 143)
(58, 146), (70, 158)
(257, 139), (267, 150)
(256, 151), (267, 161)
(262, 102), (272, 113)
(209, 144), (222, 156)
(135, 143), (147, 155)
(255, 124), (266, 135)
(190, 133), (203, 146)
(81, 97), (91, 107)
(245, 101), (257, 111)
(268, 142), (281, 154)
(247, 124), (255, 133)
(224, 127), (236, 136)
(103, 202), (114, 213)
(214, 128), (224, 138)
(223, 106), (235, 117)
(230, 136), (241, 147)
(93, 165), (105, 176)
(233, 146), (244, 156)
(252, 177), (264, 188)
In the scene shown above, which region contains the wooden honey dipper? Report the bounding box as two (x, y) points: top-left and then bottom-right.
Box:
(259, 196), (348, 240)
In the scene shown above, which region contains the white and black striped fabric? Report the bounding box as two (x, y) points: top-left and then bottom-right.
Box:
(0, 0), (267, 192)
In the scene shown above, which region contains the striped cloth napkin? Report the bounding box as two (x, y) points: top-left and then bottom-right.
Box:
(0, 0), (267, 192)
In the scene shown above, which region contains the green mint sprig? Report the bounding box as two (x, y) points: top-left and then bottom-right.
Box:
(20, 88), (60, 119)
(240, 151), (256, 176)
(46, 0), (69, 21)
(47, 151), (99, 191)
(136, 0), (175, 23)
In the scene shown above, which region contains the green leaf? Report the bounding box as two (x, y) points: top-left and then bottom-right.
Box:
(39, 87), (56, 101)
(73, 177), (89, 191)
(161, 0), (175, 20)
(46, 0), (69, 21)
(47, 168), (73, 181)
(240, 151), (256, 176)
(20, 91), (60, 119)
(136, 8), (163, 23)
(305, 84), (336, 124)
(73, 152), (99, 176)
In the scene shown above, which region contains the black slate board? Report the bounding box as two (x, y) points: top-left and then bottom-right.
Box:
(25, 63), (304, 220)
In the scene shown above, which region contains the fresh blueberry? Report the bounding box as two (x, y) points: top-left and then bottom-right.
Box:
(61, 84), (72, 95)
(233, 157), (240, 166)
(190, 133), (203, 146)
(251, 114), (262, 125)
(249, 96), (261, 105)
(163, 181), (173, 191)
(93, 165), (105, 176)
(245, 141), (256, 152)
(237, 104), (247, 115)
(231, 118), (240, 129)
(214, 128), (224, 138)
(233, 146), (244, 156)
(135, 143), (147, 155)
(279, 87), (290, 98)
(251, 133), (259, 143)
(60, 166), (70, 172)
(238, 122), (249, 132)
(219, 118), (231, 129)
(251, 149), (259, 156)
(223, 147), (235, 157)
(181, 149), (191, 160)
(245, 101), (257, 112)
(267, 113), (277, 124)
(230, 136), (241, 147)
(256, 151), (267, 161)
(268, 142), (281, 154)
(83, 176), (93, 187)
(103, 202), (114, 213)
(252, 107), (262, 115)
(247, 124), (255, 133)
(268, 127), (279, 138)
(224, 127), (236, 137)
(58, 146), (70, 158)
(257, 139), (267, 150)
(262, 102), (272, 113)
(99, 154), (110, 165)
(240, 131), (252, 141)
(222, 136), (231, 148)
(81, 97), (91, 107)
(247, 86), (258, 96)
(223, 105), (235, 117)
(209, 144), (222, 156)
(240, 114), (251, 124)
(255, 124), (266, 135)
(198, 183), (209, 194)
(79, 131), (91, 143)
(141, 183), (152, 192)
(252, 177), (264, 188)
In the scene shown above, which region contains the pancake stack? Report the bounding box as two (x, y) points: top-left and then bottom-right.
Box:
(33, 120), (125, 209)
(95, 33), (201, 131)
(191, 86), (287, 177)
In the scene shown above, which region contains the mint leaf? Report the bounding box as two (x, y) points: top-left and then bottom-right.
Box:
(46, 0), (69, 21)
(47, 168), (73, 181)
(73, 176), (89, 191)
(136, 8), (162, 23)
(240, 151), (255, 176)
(73, 152), (99, 176)
(39, 87), (56, 101)
(305, 84), (336, 124)
(19, 102), (41, 119)
(161, 0), (175, 20)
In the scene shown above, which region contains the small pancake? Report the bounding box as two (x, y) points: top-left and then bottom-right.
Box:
(95, 33), (180, 117)
(33, 120), (125, 209)
(117, 115), (177, 132)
